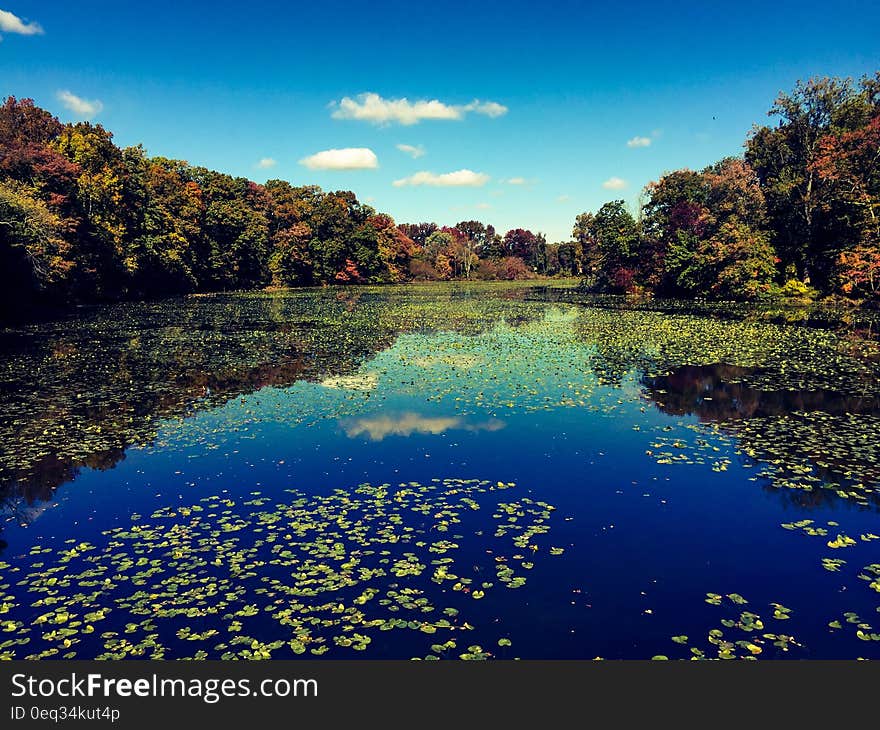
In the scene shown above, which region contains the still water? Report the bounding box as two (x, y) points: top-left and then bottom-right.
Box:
(1, 283), (879, 659)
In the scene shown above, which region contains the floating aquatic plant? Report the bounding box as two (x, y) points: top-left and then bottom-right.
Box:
(0, 477), (558, 660)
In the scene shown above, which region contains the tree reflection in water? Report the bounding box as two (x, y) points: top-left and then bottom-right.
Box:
(2, 286), (879, 547)
(643, 363), (880, 509)
(0, 285), (548, 542)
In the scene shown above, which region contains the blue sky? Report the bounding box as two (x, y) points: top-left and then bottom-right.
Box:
(2, 0), (879, 241)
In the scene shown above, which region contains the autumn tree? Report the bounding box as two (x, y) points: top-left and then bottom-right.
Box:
(368, 213), (417, 282)
(397, 222), (437, 248)
(502, 228), (545, 269)
(811, 100), (880, 298)
(699, 158), (776, 298)
(422, 229), (457, 279)
(265, 180), (317, 286)
(639, 159), (775, 298)
(126, 153), (206, 294)
(52, 122), (131, 297)
(745, 75), (877, 289)
(0, 97), (81, 301)
(0, 179), (71, 317)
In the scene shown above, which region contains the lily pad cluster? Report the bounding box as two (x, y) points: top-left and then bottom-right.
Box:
(776, 513), (880, 649)
(0, 478), (559, 660)
(668, 593), (803, 660)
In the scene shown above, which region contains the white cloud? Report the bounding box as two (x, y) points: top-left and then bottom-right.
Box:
(506, 177), (527, 185)
(464, 100), (508, 118)
(56, 90), (103, 119)
(299, 147), (378, 170)
(333, 94), (457, 124)
(626, 136), (652, 148)
(331, 92), (507, 125)
(0, 9), (43, 36)
(256, 157), (277, 169)
(396, 143), (426, 159)
(392, 169), (490, 187)
(602, 177), (628, 190)
(557, 194), (571, 202)
(475, 202), (492, 210)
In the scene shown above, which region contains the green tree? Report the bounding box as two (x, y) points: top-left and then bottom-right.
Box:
(592, 201), (640, 290)
(197, 170), (270, 289)
(124, 154), (206, 294)
(308, 191), (384, 283)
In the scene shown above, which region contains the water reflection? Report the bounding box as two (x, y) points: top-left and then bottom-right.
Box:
(642, 363), (880, 508)
(1, 286), (879, 658)
(0, 285), (545, 537)
(341, 412), (505, 441)
(320, 372), (380, 391)
(544, 286), (880, 338)
(644, 364), (880, 421)
(3, 286), (880, 544)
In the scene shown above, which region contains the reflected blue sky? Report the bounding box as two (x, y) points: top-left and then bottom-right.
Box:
(4, 305), (878, 659)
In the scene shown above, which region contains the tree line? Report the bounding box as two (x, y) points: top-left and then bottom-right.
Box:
(0, 97), (552, 322)
(2, 73), (878, 322)
(572, 74), (880, 301)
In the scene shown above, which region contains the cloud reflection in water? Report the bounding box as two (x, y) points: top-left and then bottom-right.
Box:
(341, 412), (505, 441)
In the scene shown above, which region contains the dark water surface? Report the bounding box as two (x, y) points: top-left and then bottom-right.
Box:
(1, 283), (879, 660)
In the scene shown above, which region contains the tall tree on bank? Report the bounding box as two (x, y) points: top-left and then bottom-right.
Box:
(745, 75), (878, 289)
(810, 76), (880, 297)
(591, 201), (640, 291)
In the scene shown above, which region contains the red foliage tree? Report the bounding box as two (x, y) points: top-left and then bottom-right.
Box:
(334, 258), (361, 283)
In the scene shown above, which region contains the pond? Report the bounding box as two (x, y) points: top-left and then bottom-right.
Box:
(1, 282), (879, 660)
